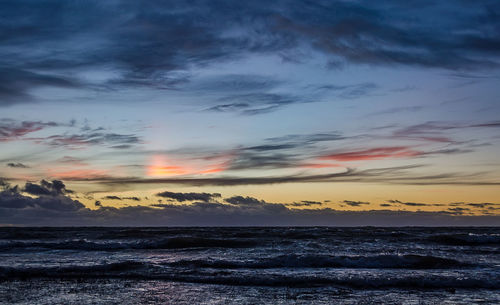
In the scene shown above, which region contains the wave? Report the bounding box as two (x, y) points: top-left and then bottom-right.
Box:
(0, 237), (258, 251)
(427, 234), (500, 246)
(169, 254), (471, 269)
(0, 261), (496, 289)
(0, 261), (146, 278)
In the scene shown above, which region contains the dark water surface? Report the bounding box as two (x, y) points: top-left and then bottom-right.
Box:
(0, 227), (498, 304)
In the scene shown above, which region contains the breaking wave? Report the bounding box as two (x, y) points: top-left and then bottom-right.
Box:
(0, 261), (496, 289)
(168, 254), (471, 269)
(0, 237), (259, 251)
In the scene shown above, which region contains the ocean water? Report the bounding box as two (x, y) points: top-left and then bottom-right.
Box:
(0, 227), (498, 304)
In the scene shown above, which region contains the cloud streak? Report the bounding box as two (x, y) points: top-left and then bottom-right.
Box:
(0, 120), (59, 141)
(157, 191), (222, 203)
(319, 147), (421, 162)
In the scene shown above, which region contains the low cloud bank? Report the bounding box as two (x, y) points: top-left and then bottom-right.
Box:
(0, 181), (497, 226)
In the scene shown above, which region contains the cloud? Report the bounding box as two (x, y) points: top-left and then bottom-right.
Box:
(187, 74), (282, 94)
(23, 180), (73, 196)
(316, 82), (378, 99)
(448, 207), (471, 215)
(0, 187), (84, 212)
(0, 187), (497, 226)
(90, 168), (357, 186)
(0, 119), (59, 141)
(319, 146), (421, 162)
(124, 197), (141, 201)
(399, 202), (429, 207)
(265, 132), (346, 146)
(6, 162), (29, 168)
(225, 196), (266, 206)
(286, 200), (323, 207)
(204, 81), (378, 115)
(0, 68), (81, 106)
(222, 131), (347, 170)
(207, 93), (301, 115)
(33, 132), (141, 149)
(465, 202), (500, 208)
(157, 191), (222, 203)
(2, 1), (499, 107)
(0, 119), (139, 149)
(387, 199), (443, 207)
(227, 153), (301, 171)
(103, 196), (121, 200)
(56, 164), (500, 187)
(392, 120), (500, 143)
(274, 1), (500, 70)
(369, 106), (424, 116)
(387, 200), (402, 204)
(342, 200), (370, 207)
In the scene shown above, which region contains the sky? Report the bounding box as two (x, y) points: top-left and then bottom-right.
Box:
(0, 0), (499, 226)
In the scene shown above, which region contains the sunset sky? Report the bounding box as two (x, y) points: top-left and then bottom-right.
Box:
(1, 0), (499, 226)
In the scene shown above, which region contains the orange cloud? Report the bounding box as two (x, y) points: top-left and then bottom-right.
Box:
(47, 168), (111, 179)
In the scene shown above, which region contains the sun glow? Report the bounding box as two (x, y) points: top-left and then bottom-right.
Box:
(146, 154), (229, 177)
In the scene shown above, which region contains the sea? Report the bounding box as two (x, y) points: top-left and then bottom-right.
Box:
(0, 227), (498, 304)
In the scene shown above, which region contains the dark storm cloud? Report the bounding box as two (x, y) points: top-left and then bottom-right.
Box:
(2, 1), (499, 106)
(156, 191), (222, 203)
(6, 162), (29, 168)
